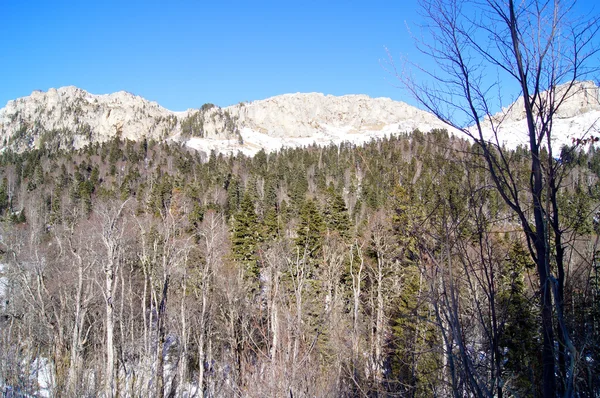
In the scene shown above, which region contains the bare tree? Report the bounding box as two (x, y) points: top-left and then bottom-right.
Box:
(96, 199), (130, 398)
(365, 210), (395, 383)
(136, 202), (191, 398)
(396, 0), (600, 396)
(348, 240), (365, 385)
(58, 219), (99, 396)
(192, 210), (228, 396)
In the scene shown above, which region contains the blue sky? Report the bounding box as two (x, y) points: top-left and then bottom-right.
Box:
(1, 0), (421, 111)
(1, 0), (598, 111)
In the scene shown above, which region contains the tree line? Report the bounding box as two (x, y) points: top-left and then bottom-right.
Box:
(0, 130), (599, 397)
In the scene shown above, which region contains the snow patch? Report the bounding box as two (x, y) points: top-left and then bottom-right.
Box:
(0, 263), (6, 309)
(3, 82), (599, 155)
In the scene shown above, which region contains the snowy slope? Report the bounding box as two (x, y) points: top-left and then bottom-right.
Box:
(0, 88), (451, 155)
(2, 82), (599, 156)
(186, 92), (453, 156)
(479, 81), (600, 149)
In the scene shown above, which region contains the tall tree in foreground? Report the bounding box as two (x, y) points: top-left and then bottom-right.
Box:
(97, 199), (130, 398)
(398, 0), (600, 396)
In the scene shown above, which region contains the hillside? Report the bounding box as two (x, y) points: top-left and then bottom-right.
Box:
(3, 83), (599, 156)
(0, 87), (450, 155)
(478, 80), (600, 148)
(0, 129), (599, 396)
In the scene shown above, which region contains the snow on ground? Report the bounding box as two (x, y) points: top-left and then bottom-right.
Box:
(182, 110), (600, 157)
(483, 110), (600, 149)
(184, 121), (459, 157)
(0, 263), (6, 311)
(30, 358), (53, 398)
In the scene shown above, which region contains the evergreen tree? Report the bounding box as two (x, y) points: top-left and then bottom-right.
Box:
(225, 175), (241, 218)
(231, 193), (261, 280)
(262, 207), (279, 240)
(387, 185), (435, 395)
(0, 177), (9, 215)
(295, 199), (325, 259)
(499, 241), (538, 395)
(323, 187), (352, 239)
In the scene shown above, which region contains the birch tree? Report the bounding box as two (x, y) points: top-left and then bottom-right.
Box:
(398, 1), (600, 395)
(97, 199), (130, 398)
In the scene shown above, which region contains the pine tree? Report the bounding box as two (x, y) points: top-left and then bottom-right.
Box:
(0, 177), (9, 215)
(295, 199), (325, 259)
(323, 187), (352, 239)
(387, 185), (435, 395)
(231, 193), (261, 280)
(499, 241), (538, 395)
(262, 207), (279, 240)
(225, 175), (241, 218)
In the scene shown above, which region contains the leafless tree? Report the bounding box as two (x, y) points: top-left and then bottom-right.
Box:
(96, 198), (130, 398)
(192, 210), (228, 396)
(57, 218), (99, 396)
(396, 0), (600, 396)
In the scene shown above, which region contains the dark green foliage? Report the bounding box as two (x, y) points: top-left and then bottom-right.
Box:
(225, 175), (242, 217)
(231, 193), (261, 279)
(148, 174), (173, 216)
(0, 127), (598, 396)
(0, 178), (9, 215)
(323, 188), (351, 239)
(295, 199), (325, 258)
(188, 202), (205, 230)
(200, 103), (215, 112)
(180, 111), (205, 137)
(499, 241), (538, 394)
(108, 135), (123, 164)
(262, 207), (280, 240)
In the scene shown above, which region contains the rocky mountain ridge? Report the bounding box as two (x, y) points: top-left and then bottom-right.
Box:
(0, 87), (452, 155)
(1, 82), (599, 156)
(479, 80), (600, 148)
(0, 86), (180, 151)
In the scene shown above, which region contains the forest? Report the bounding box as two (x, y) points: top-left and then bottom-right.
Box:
(1, 129), (599, 397)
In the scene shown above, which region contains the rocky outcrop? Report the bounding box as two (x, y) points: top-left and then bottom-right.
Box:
(0, 87), (450, 154)
(3, 82), (597, 155)
(479, 81), (600, 148)
(228, 93), (443, 137)
(0, 86), (182, 151)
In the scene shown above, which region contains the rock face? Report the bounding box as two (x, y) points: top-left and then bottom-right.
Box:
(0, 86), (181, 151)
(185, 93), (453, 156)
(2, 82), (598, 155)
(231, 93), (440, 137)
(0, 87), (450, 155)
(479, 81), (600, 148)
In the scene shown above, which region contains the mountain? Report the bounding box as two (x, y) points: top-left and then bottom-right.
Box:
(478, 80), (600, 149)
(185, 93), (457, 156)
(0, 86), (180, 151)
(2, 82), (599, 155)
(0, 87), (450, 155)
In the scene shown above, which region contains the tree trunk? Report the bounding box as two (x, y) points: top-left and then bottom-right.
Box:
(156, 276), (169, 398)
(105, 263), (115, 398)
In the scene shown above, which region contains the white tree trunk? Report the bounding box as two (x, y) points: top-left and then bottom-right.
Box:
(105, 264), (115, 398)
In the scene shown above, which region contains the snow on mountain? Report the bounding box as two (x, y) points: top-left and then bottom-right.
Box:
(0, 87), (451, 155)
(186, 93), (453, 156)
(479, 81), (600, 149)
(230, 93), (445, 137)
(0, 86), (182, 151)
(2, 82), (598, 156)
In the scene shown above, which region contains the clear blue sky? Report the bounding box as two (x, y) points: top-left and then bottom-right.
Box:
(1, 0), (598, 111)
(0, 0), (422, 111)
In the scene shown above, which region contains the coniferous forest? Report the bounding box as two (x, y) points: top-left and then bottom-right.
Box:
(1, 129), (600, 397)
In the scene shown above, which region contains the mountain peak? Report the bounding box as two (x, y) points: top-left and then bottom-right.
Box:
(480, 80), (600, 148)
(0, 87), (450, 154)
(3, 82), (598, 155)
